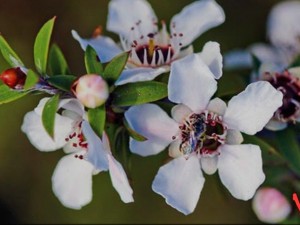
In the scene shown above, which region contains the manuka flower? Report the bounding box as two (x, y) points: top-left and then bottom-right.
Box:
(225, 1), (300, 130)
(225, 0), (300, 70)
(125, 54), (283, 215)
(72, 0), (225, 85)
(21, 98), (133, 209)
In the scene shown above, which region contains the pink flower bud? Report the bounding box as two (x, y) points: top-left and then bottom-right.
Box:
(72, 74), (109, 108)
(252, 187), (291, 224)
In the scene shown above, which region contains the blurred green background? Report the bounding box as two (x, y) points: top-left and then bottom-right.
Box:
(0, 0), (284, 223)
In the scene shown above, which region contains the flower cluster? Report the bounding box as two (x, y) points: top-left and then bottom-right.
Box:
(0, 0), (299, 223)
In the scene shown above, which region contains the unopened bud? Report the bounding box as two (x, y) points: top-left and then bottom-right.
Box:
(252, 187), (291, 224)
(72, 74), (109, 109)
(0, 67), (26, 89)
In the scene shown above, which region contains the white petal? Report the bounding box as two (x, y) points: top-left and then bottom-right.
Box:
(52, 152), (94, 209)
(223, 49), (253, 70)
(218, 144), (265, 200)
(265, 119), (287, 131)
(125, 104), (179, 156)
(169, 54), (217, 113)
(171, 104), (192, 123)
(107, 0), (157, 38)
(35, 97), (84, 118)
(21, 111), (73, 152)
(168, 140), (183, 158)
(198, 41), (223, 79)
(200, 156), (218, 175)
(226, 129), (244, 145)
(267, 0), (300, 52)
(102, 132), (112, 153)
(107, 154), (134, 203)
(170, 0), (225, 47)
(82, 121), (109, 171)
(207, 97), (227, 116)
(115, 67), (169, 86)
(177, 45), (194, 59)
(152, 156), (205, 215)
(224, 81), (283, 135)
(72, 30), (122, 63)
(60, 98), (85, 118)
(249, 43), (288, 66)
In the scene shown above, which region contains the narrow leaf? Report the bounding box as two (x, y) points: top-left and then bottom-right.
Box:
(88, 105), (106, 137)
(49, 43), (70, 75)
(112, 81), (167, 107)
(85, 45), (103, 75)
(34, 17), (56, 75)
(0, 84), (27, 104)
(123, 118), (147, 142)
(47, 75), (76, 92)
(0, 35), (24, 67)
(103, 52), (129, 83)
(275, 127), (300, 174)
(42, 94), (59, 139)
(251, 54), (262, 72)
(216, 73), (246, 98)
(243, 134), (284, 162)
(290, 54), (300, 68)
(23, 70), (39, 90)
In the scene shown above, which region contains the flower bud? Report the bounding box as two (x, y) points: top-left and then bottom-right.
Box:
(252, 187), (291, 224)
(0, 67), (26, 89)
(72, 74), (109, 109)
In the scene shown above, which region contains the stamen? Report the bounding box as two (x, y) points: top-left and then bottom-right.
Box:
(148, 38), (155, 57)
(178, 112), (227, 157)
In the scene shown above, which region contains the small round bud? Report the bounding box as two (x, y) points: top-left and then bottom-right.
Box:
(252, 187), (291, 224)
(72, 74), (109, 109)
(0, 67), (26, 89)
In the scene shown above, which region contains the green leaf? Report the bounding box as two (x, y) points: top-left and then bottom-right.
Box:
(216, 73), (246, 98)
(47, 75), (76, 92)
(243, 134), (284, 163)
(0, 35), (24, 67)
(49, 43), (70, 75)
(155, 101), (175, 117)
(85, 45), (103, 75)
(23, 70), (39, 90)
(275, 128), (300, 174)
(34, 17), (56, 75)
(0, 84), (27, 104)
(123, 118), (147, 142)
(290, 54), (300, 68)
(42, 94), (59, 139)
(103, 52), (129, 83)
(251, 54), (262, 72)
(112, 81), (167, 107)
(88, 105), (106, 137)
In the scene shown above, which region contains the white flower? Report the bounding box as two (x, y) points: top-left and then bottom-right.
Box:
(224, 1), (300, 131)
(252, 187), (291, 224)
(72, 0), (225, 85)
(21, 98), (133, 209)
(125, 54), (283, 215)
(225, 0), (300, 70)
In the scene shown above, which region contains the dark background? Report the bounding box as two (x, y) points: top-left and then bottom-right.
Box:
(0, 0), (283, 223)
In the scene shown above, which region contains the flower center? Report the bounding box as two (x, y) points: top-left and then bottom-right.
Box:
(130, 34), (175, 67)
(64, 121), (88, 160)
(263, 71), (300, 121)
(178, 111), (227, 157)
(122, 21), (183, 68)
